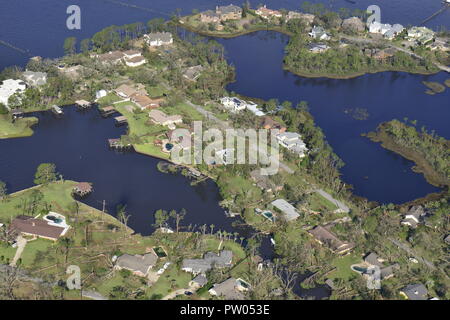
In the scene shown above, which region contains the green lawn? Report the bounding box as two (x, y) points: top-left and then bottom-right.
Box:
(97, 93), (122, 106)
(20, 238), (55, 267)
(328, 254), (361, 281)
(0, 115), (38, 139)
(147, 85), (167, 98)
(147, 265), (192, 298)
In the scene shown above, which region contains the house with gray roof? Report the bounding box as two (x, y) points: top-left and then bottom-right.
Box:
(309, 26), (331, 40)
(182, 250), (233, 275)
(364, 252), (384, 267)
(144, 32), (173, 47)
(215, 4), (242, 20)
(400, 283), (428, 300)
(401, 205), (426, 228)
(22, 71), (47, 87)
(209, 278), (246, 300)
(115, 252), (158, 277)
(271, 199), (300, 222)
(190, 274), (208, 288)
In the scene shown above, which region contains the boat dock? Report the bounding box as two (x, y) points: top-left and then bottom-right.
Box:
(108, 138), (132, 149)
(51, 105), (63, 116)
(99, 106), (117, 117)
(420, 3), (449, 25)
(114, 116), (127, 126)
(75, 100), (92, 109)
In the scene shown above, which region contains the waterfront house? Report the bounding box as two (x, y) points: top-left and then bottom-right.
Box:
(245, 101), (265, 116)
(308, 43), (330, 53)
(96, 89), (107, 100)
(149, 109), (182, 128)
(255, 5), (282, 20)
(125, 56), (146, 68)
(276, 132), (308, 157)
(220, 96), (247, 113)
(271, 199), (300, 222)
(183, 65), (204, 81)
(209, 278), (246, 300)
(200, 10), (221, 23)
(123, 50), (142, 60)
(0, 79), (27, 108)
(341, 17), (365, 33)
(144, 32), (173, 47)
(10, 215), (66, 241)
(58, 65), (84, 80)
(309, 26), (331, 41)
(308, 225), (354, 254)
(407, 26), (435, 45)
(215, 4), (242, 21)
(115, 252), (158, 277)
(286, 11), (315, 25)
(400, 283), (428, 300)
(131, 94), (158, 110)
(114, 84), (146, 99)
(401, 205), (426, 228)
(260, 116), (286, 132)
(22, 71), (47, 87)
(368, 21), (392, 35)
(427, 37), (450, 51)
(182, 250), (233, 275)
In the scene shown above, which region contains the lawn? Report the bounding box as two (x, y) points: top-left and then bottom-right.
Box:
(306, 192), (338, 212)
(0, 115), (38, 139)
(19, 238), (55, 267)
(147, 85), (167, 98)
(146, 264), (192, 298)
(328, 254), (361, 281)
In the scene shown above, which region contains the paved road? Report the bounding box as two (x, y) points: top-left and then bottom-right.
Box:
(10, 236), (27, 267)
(162, 284), (197, 300)
(315, 189), (350, 213)
(82, 290), (108, 300)
(389, 238), (436, 270)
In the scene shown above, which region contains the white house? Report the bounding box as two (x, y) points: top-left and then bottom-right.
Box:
(276, 132), (308, 157)
(369, 21), (392, 35)
(220, 97), (247, 113)
(22, 71), (47, 87)
(125, 56), (146, 67)
(0, 79), (27, 108)
(95, 90), (107, 100)
(309, 26), (331, 40)
(401, 206), (426, 228)
(144, 32), (173, 46)
(246, 101), (265, 116)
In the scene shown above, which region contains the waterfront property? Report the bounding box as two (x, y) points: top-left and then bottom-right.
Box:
(309, 26), (331, 41)
(149, 109), (182, 129)
(99, 106), (116, 117)
(75, 100), (92, 109)
(260, 116), (286, 132)
(10, 215), (66, 241)
(0, 79), (27, 108)
(220, 96), (247, 113)
(183, 65), (204, 81)
(115, 252), (159, 277)
(72, 182), (93, 197)
(255, 5), (282, 20)
(401, 205), (427, 228)
(208, 277), (246, 300)
(144, 32), (173, 47)
(114, 115), (128, 125)
(407, 26), (435, 45)
(286, 11), (315, 24)
(22, 71), (47, 87)
(276, 132), (308, 157)
(181, 250), (233, 275)
(215, 4), (242, 21)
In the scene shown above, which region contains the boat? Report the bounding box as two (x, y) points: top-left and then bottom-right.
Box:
(270, 237), (276, 246)
(51, 105), (63, 115)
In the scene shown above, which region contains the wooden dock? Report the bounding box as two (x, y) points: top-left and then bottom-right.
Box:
(420, 4), (449, 25)
(75, 100), (92, 109)
(99, 106), (117, 117)
(114, 116), (128, 126)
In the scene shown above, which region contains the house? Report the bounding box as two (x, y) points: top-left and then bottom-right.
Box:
(271, 199), (300, 222)
(250, 169), (281, 193)
(131, 94), (158, 110)
(408, 27), (435, 44)
(364, 252), (384, 267)
(401, 205), (426, 228)
(286, 11), (315, 25)
(96, 51), (125, 65)
(123, 50), (141, 59)
(125, 56), (146, 67)
(183, 65), (204, 81)
(255, 5), (282, 20)
(0, 79), (27, 108)
(380, 263), (400, 280)
(276, 132), (308, 157)
(115, 252), (158, 277)
(215, 4), (242, 21)
(260, 116), (286, 132)
(209, 278), (246, 300)
(309, 26), (331, 41)
(444, 235), (450, 244)
(144, 32), (173, 46)
(427, 37), (449, 51)
(115, 84), (136, 99)
(190, 274), (208, 288)
(220, 97), (247, 113)
(308, 225), (354, 254)
(182, 250), (233, 275)
(368, 21), (392, 35)
(10, 215), (66, 241)
(22, 71), (47, 87)
(341, 17), (365, 33)
(200, 10), (221, 23)
(308, 43), (330, 53)
(149, 109), (182, 128)
(246, 101), (265, 116)
(95, 90), (107, 100)
(400, 283), (428, 300)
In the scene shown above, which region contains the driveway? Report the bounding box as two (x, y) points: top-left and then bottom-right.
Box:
(10, 235), (27, 267)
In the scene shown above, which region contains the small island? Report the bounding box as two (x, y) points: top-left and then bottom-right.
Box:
(365, 119), (450, 188)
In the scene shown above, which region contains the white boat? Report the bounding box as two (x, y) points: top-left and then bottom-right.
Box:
(270, 237), (276, 246)
(51, 105), (63, 115)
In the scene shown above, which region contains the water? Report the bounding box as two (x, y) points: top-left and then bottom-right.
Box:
(216, 30), (448, 203)
(0, 107), (241, 236)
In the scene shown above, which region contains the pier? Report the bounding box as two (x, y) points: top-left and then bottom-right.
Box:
(0, 39), (31, 55)
(75, 100), (92, 109)
(99, 106), (117, 117)
(114, 115), (128, 126)
(108, 138), (132, 150)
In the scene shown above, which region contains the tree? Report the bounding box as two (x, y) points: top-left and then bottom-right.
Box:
(154, 209), (169, 229)
(0, 181), (7, 200)
(58, 237), (74, 265)
(34, 163), (57, 185)
(170, 208), (186, 233)
(116, 205), (131, 234)
(63, 37), (77, 55)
